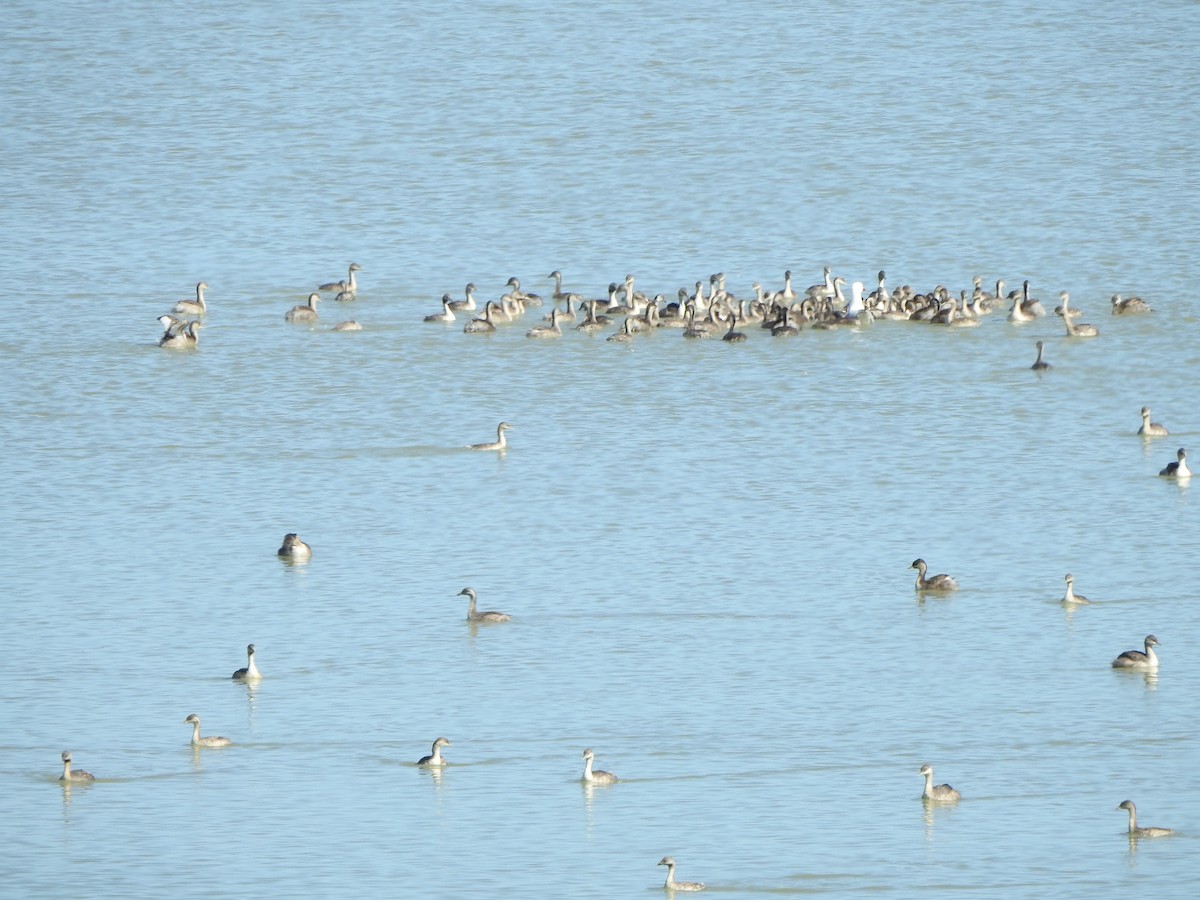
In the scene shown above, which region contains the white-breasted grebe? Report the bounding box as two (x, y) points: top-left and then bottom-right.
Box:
(911, 559), (958, 591)
(232, 643), (262, 681)
(1138, 407), (1168, 437)
(424, 295), (456, 322)
(184, 714), (232, 747)
(527, 308), (562, 338)
(919, 764), (960, 801)
(1117, 800), (1172, 837)
(1158, 448), (1190, 478)
(468, 422), (512, 451)
(285, 293), (321, 322)
(418, 736), (451, 766)
(318, 263), (361, 300)
(1112, 635), (1160, 669)
(278, 533), (312, 559)
(60, 750), (95, 782)
(657, 857), (704, 891)
(1062, 574), (1090, 604)
(581, 748), (617, 784)
(173, 282), (209, 316)
(457, 587), (510, 622)
(447, 283), (477, 311)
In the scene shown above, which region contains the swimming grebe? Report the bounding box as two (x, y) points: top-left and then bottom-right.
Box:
(607, 316), (635, 342)
(911, 559), (958, 591)
(1111, 294), (1151, 315)
(285, 293), (321, 322)
(277, 533), (312, 559)
(463, 301), (498, 334)
(447, 283), (477, 311)
(232, 643), (262, 681)
(173, 282), (209, 316)
(721, 310), (747, 342)
(919, 764), (960, 801)
(159, 318), (201, 349)
(1063, 309), (1099, 338)
(332, 320), (363, 331)
(1117, 800), (1173, 837)
(1112, 635), (1160, 669)
(424, 295), (456, 322)
(657, 857), (704, 892)
(1062, 574), (1090, 604)
(1138, 407), (1168, 437)
(457, 587), (510, 622)
(1031, 340), (1051, 370)
(504, 276), (542, 307)
(1158, 448), (1190, 478)
(581, 748), (617, 784)
(184, 714), (232, 747)
(318, 263), (361, 300)
(526, 308), (562, 338)
(418, 736), (451, 766)
(60, 750), (95, 782)
(468, 422), (512, 451)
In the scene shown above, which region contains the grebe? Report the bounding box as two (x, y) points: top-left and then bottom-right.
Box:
(1158, 448), (1190, 478)
(447, 283), (477, 311)
(424, 295), (456, 323)
(285, 293), (320, 322)
(505, 276), (542, 307)
(911, 559), (958, 591)
(457, 587), (511, 622)
(1063, 310), (1099, 338)
(657, 857), (704, 891)
(1054, 291), (1083, 319)
(278, 533), (312, 559)
(607, 316), (635, 342)
(232, 643), (262, 681)
(721, 310), (747, 342)
(1117, 800), (1173, 837)
(60, 751), (95, 782)
(1031, 340), (1051, 370)
(463, 301), (498, 334)
(581, 748), (617, 784)
(1111, 294), (1151, 315)
(159, 318), (201, 349)
(1138, 407), (1168, 437)
(919, 764), (960, 801)
(1062, 574), (1090, 604)
(184, 714), (232, 747)
(1112, 635), (1160, 669)
(332, 320), (363, 331)
(318, 263), (361, 299)
(418, 736), (451, 766)
(173, 282), (209, 316)
(526, 308), (562, 338)
(468, 422), (512, 451)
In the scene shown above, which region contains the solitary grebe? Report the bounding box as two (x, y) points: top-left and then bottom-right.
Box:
(1111, 294), (1151, 315)
(232, 643), (262, 681)
(60, 751), (95, 782)
(1117, 800), (1173, 837)
(657, 857), (704, 892)
(418, 736), (451, 766)
(1158, 448), (1190, 478)
(332, 320), (363, 331)
(468, 422), (512, 451)
(911, 559), (958, 591)
(1138, 407), (1168, 437)
(1112, 635), (1160, 669)
(457, 587), (510, 622)
(285, 293), (321, 322)
(1062, 574), (1090, 604)
(173, 282), (209, 316)
(424, 295), (456, 322)
(318, 263), (361, 299)
(184, 714), (232, 748)
(277, 533), (312, 559)
(581, 748), (617, 784)
(919, 764), (960, 801)
(1031, 340), (1051, 370)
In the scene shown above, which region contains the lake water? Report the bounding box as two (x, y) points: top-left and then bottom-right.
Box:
(2, 0), (1198, 896)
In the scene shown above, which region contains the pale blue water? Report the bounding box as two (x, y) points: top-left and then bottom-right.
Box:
(2, 1), (1199, 897)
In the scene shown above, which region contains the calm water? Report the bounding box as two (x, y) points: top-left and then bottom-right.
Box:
(2, 1), (1199, 897)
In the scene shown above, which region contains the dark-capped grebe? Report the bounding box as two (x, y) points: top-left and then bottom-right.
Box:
(285, 293), (321, 322)
(657, 857), (704, 891)
(919, 764), (960, 801)
(468, 422), (512, 451)
(318, 262), (361, 300)
(1111, 294), (1151, 315)
(457, 587), (510, 622)
(1138, 407), (1168, 437)
(581, 748), (618, 784)
(278, 533), (312, 559)
(1062, 574), (1090, 604)
(911, 559), (958, 591)
(232, 643), (262, 681)
(1112, 635), (1160, 669)
(173, 282), (209, 316)
(418, 736), (451, 766)
(1031, 340), (1051, 370)
(1158, 448), (1190, 478)
(424, 295), (456, 323)
(60, 750), (95, 782)
(184, 714), (232, 748)
(1117, 800), (1173, 837)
